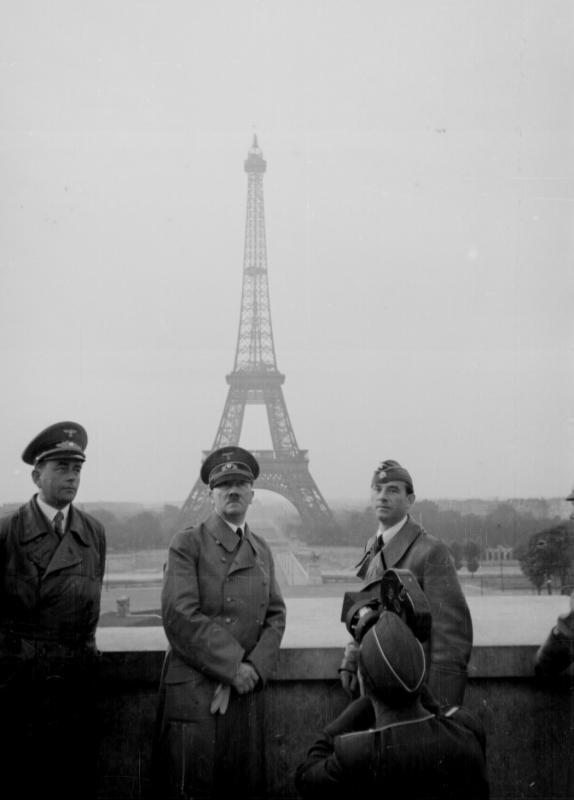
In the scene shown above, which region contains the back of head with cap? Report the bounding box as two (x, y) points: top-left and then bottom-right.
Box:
(358, 612), (426, 708)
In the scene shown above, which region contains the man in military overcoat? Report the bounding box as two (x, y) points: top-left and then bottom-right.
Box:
(155, 446), (286, 799)
(0, 421), (106, 799)
(339, 459), (472, 707)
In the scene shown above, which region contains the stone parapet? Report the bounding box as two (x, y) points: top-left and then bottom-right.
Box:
(94, 633), (574, 799)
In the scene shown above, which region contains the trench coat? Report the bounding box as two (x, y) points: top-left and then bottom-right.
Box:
(352, 516), (473, 706)
(0, 496), (106, 799)
(155, 512), (286, 799)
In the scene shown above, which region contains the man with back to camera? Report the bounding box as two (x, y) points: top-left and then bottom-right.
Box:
(339, 459), (472, 707)
(0, 421), (106, 800)
(296, 611), (489, 799)
(155, 445), (286, 799)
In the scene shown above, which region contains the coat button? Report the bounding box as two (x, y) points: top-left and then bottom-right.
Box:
(220, 557), (227, 562)
(225, 617), (232, 624)
(226, 597), (233, 603)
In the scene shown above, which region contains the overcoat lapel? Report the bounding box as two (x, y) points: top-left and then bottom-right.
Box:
(382, 518), (422, 567)
(356, 518), (424, 581)
(19, 499), (60, 575)
(205, 513), (240, 553)
(204, 515), (261, 576)
(43, 535), (83, 577)
(24, 502), (88, 578)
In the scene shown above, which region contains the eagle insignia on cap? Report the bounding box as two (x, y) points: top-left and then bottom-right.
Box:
(56, 440), (83, 452)
(63, 428), (79, 438)
(378, 470), (387, 480)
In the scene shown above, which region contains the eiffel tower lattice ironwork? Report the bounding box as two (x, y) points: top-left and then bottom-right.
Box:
(180, 136), (336, 533)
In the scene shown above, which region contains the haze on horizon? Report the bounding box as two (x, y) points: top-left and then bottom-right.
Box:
(1, 1), (573, 508)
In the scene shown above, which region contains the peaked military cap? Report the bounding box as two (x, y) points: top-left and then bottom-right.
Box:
(22, 421), (88, 465)
(372, 459), (414, 492)
(359, 611), (426, 707)
(566, 487), (574, 502)
(201, 446), (260, 488)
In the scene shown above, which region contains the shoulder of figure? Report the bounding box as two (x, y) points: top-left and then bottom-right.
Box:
(334, 729), (375, 770)
(415, 529), (457, 564)
(1, 500), (32, 525)
(72, 506), (106, 539)
(443, 705), (486, 743)
(0, 510), (15, 537)
(169, 523), (202, 550)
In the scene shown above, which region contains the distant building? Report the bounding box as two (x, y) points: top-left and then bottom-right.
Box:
(485, 545), (513, 562)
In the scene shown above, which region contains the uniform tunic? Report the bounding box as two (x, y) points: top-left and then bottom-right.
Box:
(0, 496), (106, 799)
(155, 512), (286, 799)
(295, 697), (489, 800)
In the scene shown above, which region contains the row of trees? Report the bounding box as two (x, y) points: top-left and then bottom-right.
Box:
(86, 499), (574, 593)
(301, 499), (563, 551)
(287, 500), (574, 590)
(87, 505), (181, 552)
(518, 522), (574, 593)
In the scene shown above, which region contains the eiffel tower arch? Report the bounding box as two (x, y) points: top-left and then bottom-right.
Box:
(180, 137), (336, 535)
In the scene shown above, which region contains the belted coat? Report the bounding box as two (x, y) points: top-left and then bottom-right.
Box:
(155, 512), (286, 799)
(0, 496), (106, 799)
(353, 517), (472, 707)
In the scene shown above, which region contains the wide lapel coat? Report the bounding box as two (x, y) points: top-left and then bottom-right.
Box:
(355, 516), (472, 706)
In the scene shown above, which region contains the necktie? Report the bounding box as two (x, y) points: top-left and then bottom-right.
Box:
(53, 511), (65, 538)
(373, 535), (384, 554)
(236, 527), (243, 540)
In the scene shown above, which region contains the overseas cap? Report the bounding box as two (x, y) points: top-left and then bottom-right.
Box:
(359, 611), (425, 707)
(372, 459), (414, 493)
(22, 421), (88, 465)
(201, 446), (260, 489)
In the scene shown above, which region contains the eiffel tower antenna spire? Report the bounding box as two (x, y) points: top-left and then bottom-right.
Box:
(180, 138), (336, 533)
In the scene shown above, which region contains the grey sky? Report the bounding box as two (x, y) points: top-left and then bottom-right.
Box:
(1, 1), (573, 505)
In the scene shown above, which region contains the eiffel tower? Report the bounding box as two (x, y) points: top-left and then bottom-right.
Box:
(180, 136), (336, 533)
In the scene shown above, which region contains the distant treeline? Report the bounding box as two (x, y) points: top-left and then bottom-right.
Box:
(87, 505), (182, 552)
(80, 498), (569, 556)
(289, 499), (566, 555)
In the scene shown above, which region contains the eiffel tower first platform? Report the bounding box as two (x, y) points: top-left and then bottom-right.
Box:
(180, 137), (336, 534)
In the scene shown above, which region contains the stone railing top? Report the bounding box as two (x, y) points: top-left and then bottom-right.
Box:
(96, 595), (570, 681)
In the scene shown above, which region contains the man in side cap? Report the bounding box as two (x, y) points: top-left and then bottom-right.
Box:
(296, 612), (489, 800)
(154, 445), (286, 799)
(339, 459), (472, 707)
(0, 421), (106, 800)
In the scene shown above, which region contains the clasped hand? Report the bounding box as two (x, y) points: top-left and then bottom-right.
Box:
(232, 661), (259, 695)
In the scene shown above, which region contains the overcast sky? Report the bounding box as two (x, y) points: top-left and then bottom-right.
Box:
(1, 1), (573, 507)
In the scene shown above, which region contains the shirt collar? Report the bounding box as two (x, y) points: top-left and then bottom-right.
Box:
(35, 494), (70, 526)
(377, 514), (408, 546)
(218, 515), (245, 536)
